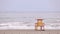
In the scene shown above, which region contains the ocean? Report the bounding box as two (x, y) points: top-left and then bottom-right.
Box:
(0, 12), (60, 29)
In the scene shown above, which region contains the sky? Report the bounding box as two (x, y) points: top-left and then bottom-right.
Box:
(0, 0), (60, 13)
(0, 0), (60, 29)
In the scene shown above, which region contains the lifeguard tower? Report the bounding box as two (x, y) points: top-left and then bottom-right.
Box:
(35, 18), (45, 31)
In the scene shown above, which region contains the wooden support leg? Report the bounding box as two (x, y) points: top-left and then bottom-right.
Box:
(42, 26), (45, 31)
(40, 26), (42, 31)
(40, 26), (45, 31)
(35, 26), (38, 30)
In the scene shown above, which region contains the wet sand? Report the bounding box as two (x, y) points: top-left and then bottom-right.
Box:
(0, 29), (60, 34)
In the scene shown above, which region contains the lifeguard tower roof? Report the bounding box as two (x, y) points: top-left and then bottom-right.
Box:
(37, 18), (43, 20)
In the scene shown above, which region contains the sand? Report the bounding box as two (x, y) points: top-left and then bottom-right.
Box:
(0, 29), (60, 34)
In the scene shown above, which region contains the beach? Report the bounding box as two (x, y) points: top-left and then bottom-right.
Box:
(0, 29), (60, 34)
